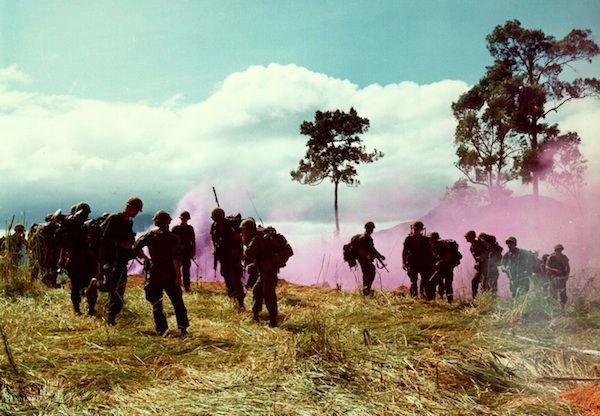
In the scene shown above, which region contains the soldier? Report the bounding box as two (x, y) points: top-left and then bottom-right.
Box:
(3, 223), (28, 267)
(240, 218), (278, 327)
(478, 233), (502, 295)
(57, 202), (97, 315)
(544, 244), (570, 307)
(210, 208), (245, 309)
(402, 220), (432, 298)
(464, 230), (489, 299)
(501, 236), (535, 297)
(28, 213), (63, 288)
(134, 210), (189, 335)
(426, 231), (455, 303)
(100, 196), (143, 326)
(171, 210), (196, 292)
(357, 221), (385, 297)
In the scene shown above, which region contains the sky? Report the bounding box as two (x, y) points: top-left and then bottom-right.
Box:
(1, 1), (600, 288)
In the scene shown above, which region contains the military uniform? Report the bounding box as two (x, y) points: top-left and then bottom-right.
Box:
(134, 218), (189, 334)
(357, 232), (383, 296)
(172, 215), (196, 291)
(501, 238), (535, 297)
(211, 210), (245, 308)
(545, 246), (570, 306)
(428, 237), (454, 302)
(466, 231), (489, 299)
(58, 207), (97, 315)
(242, 219), (277, 327)
(101, 210), (137, 324)
(402, 230), (432, 298)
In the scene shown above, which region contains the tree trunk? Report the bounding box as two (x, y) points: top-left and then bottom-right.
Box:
(334, 181), (340, 236)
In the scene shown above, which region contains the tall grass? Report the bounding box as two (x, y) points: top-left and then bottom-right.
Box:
(0, 263), (598, 415)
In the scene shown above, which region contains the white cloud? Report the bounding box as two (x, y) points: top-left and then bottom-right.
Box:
(1, 63), (598, 230)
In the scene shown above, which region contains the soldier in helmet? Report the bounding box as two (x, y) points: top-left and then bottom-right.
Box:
(210, 207), (245, 309)
(426, 231), (455, 302)
(171, 210), (196, 292)
(134, 210), (189, 335)
(57, 202), (97, 315)
(464, 230), (489, 299)
(544, 244), (570, 307)
(240, 217), (278, 326)
(357, 221), (385, 297)
(100, 196), (143, 325)
(500, 236), (535, 297)
(402, 220), (432, 298)
(3, 223), (28, 267)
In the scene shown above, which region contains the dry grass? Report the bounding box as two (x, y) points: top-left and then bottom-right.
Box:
(0, 268), (599, 415)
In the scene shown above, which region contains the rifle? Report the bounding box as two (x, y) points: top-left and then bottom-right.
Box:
(212, 187), (220, 277)
(375, 254), (389, 272)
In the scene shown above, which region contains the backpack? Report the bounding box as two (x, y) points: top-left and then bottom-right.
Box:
(442, 239), (462, 267)
(259, 226), (293, 268)
(481, 234), (502, 263)
(343, 234), (362, 268)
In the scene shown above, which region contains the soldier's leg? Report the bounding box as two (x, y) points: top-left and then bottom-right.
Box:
(107, 262), (128, 324)
(558, 278), (568, 306)
(471, 269), (482, 299)
(425, 271), (438, 301)
(262, 270), (278, 327)
(66, 261), (83, 314)
(165, 282), (189, 332)
(230, 261), (245, 309)
(145, 281), (168, 334)
(252, 280), (264, 321)
(445, 269), (454, 303)
(407, 269), (419, 297)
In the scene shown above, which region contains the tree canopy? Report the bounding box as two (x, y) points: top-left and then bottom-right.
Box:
(291, 108), (383, 235)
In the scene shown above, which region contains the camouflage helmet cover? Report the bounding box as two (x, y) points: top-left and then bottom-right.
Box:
(211, 207), (225, 221)
(364, 221), (375, 230)
(126, 196), (143, 212)
(554, 243), (564, 251)
(180, 210), (191, 220)
(76, 202), (91, 214)
(464, 230), (476, 238)
(412, 220), (424, 230)
(505, 236), (517, 245)
(152, 210), (172, 225)
(14, 223), (25, 233)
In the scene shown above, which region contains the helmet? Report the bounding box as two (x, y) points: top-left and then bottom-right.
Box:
(180, 210), (191, 220)
(211, 207), (225, 221)
(14, 224), (25, 233)
(464, 230), (476, 239)
(364, 221), (375, 230)
(427, 231), (439, 240)
(412, 220), (424, 230)
(505, 236), (517, 245)
(240, 218), (256, 230)
(554, 243), (564, 251)
(76, 202), (91, 215)
(126, 196), (143, 212)
(152, 210), (172, 225)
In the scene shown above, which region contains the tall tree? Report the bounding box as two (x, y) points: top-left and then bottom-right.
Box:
(291, 108), (383, 235)
(452, 64), (521, 202)
(486, 19), (600, 197)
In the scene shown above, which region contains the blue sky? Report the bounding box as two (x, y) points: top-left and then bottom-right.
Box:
(1, 1), (600, 236)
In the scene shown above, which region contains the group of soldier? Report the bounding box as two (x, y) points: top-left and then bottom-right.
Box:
(2, 197), (283, 334)
(356, 220), (571, 306)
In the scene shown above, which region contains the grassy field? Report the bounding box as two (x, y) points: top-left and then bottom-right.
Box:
(1, 267), (599, 415)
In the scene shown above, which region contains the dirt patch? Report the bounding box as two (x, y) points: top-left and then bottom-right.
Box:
(561, 384), (600, 415)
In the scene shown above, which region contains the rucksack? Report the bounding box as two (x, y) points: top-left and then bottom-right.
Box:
(481, 234), (502, 263)
(343, 234), (362, 268)
(259, 226), (293, 268)
(442, 239), (462, 267)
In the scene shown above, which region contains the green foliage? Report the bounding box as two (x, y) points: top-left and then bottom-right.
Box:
(291, 108), (383, 234)
(454, 19), (599, 198)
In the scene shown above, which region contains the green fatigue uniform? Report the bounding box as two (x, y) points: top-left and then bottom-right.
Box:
(469, 238), (489, 299)
(357, 233), (384, 296)
(101, 212), (136, 324)
(58, 213), (97, 315)
(244, 231), (278, 327)
(211, 219), (245, 308)
(545, 251), (570, 306)
(501, 248), (535, 297)
(28, 220), (62, 288)
(479, 234), (502, 294)
(402, 234), (432, 297)
(172, 223), (195, 291)
(428, 240), (454, 302)
(134, 227), (189, 334)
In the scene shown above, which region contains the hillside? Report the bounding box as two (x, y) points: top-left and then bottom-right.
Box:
(1, 272), (599, 415)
